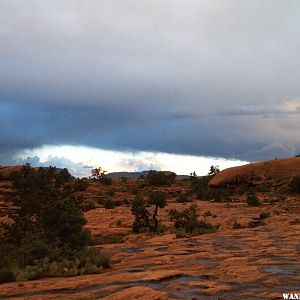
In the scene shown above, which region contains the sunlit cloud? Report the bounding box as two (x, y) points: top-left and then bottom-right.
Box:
(14, 145), (248, 177)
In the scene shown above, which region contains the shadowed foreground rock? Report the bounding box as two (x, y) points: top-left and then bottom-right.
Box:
(0, 199), (299, 300)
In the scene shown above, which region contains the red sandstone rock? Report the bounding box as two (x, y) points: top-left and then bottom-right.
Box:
(209, 156), (300, 187)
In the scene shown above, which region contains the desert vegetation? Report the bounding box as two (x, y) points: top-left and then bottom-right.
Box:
(169, 204), (217, 237)
(0, 159), (300, 299)
(131, 191), (167, 233)
(0, 165), (109, 283)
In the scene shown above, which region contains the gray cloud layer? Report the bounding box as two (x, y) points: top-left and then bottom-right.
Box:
(1, 0), (300, 163)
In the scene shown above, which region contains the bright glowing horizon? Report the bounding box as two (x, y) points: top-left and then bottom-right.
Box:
(14, 145), (249, 177)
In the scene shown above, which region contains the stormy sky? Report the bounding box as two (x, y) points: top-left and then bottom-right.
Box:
(1, 1), (300, 174)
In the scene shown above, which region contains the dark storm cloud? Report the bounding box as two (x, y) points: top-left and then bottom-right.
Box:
(1, 0), (300, 163)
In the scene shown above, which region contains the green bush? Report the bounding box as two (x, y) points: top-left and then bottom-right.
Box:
(232, 222), (242, 229)
(113, 199), (129, 206)
(97, 198), (105, 205)
(81, 202), (96, 211)
(145, 171), (176, 186)
(174, 228), (189, 238)
(74, 178), (89, 191)
(131, 192), (167, 233)
(148, 191), (167, 232)
(114, 199), (122, 206)
(192, 176), (210, 199)
(155, 223), (166, 234)
(107, 189), (115, 196)
(131, 197), (150, 233)
(121, 177), (127, 182)
(255, 184), (269, 193)
(121, 199), (130, 206)
(169, 204), (217, 237)
(0, 267), (16, 283)
(290, 176), (300, 194)
(104, 199), (115, 209)
(207, 165), (220, 177)
(0, 165), (110, 283)
(248, 219), (266, 228)
(192, 175), (230, 202)
(259, 211), (270, 219)
(246, 193), (260, 206)
(0, 245), (110, 283)
(177, 193), (189, 203)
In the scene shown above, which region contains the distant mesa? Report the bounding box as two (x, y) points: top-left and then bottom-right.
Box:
(106, 171), (190, 180)
(0, 167), (189, 180)
(209, 156), (300, 187)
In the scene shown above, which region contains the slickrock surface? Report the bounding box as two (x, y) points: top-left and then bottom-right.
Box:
(1, 198), (299, 300)
(209, 157), (300, 187)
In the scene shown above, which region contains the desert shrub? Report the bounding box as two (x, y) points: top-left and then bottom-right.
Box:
(121, 177), (127, 182)
(81, 202), (96, 211)
(189, 171), (197, 179)
(248, 221), (266, 228)
(114, 199), (122, 206)
(207, 165), (220, 177)
(139, 174), (146, 180)
(0, 267), (16, 283)
(121, 198), (130, 206)
(155, 223), (166, 234)
(290, 176), (300, 194)
(131, 192), (167, 233)
(0, 241), (110, 283)
(255, 184), (269, 193)
(102, 177), (113, 185)
(177, 193), (189, 203)
(145, 171), (176, 186)
(248, 219), (266, 228)
(89, 235), (101, 246)
(191, 171), (230, 201)
(91, 167), (107, 180)
(148, 191), (167, 232)
(97, 198), (105, 205)
(232, 222), (242, 229)
(113, 199), (129, 206)
(74, 178), (89, 191)
(131, 187), (139, 195)
(235, 184), (249, 195)
(0, 165), (110, 283)
(259, 211), (270, 219)
(104, 199), (115, 209)
(131, 197), (150, 233)
(209, 188), (223, 201)
(169, 204), (217, 237)
(90, 167), (112, 185)
(173, 228), (188, 238)
(100, 233), (126, 244)
(246, 193), (260, 206)
(192, 176), (210, 199)
(107, 189), (115, 196)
